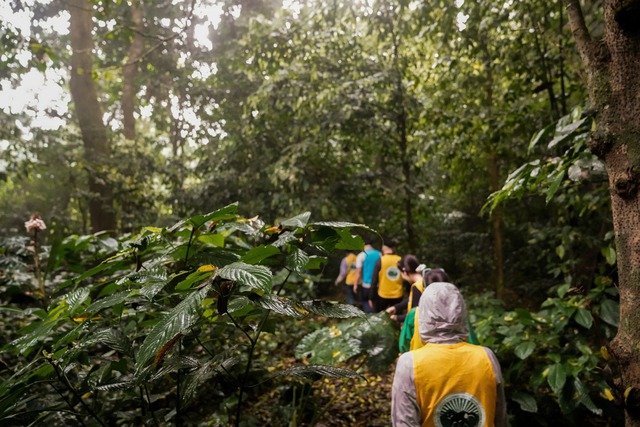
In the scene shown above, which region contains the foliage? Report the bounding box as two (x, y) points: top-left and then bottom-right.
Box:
(468, 277), (622, 426)
(0, 205), (400, 426)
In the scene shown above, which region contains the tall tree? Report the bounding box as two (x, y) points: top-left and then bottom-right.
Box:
(68, 0), (116, 232)
(564, 0), (640, 425)
(121, 0), (145, 140)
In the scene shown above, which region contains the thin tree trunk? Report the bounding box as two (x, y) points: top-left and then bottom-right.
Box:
(564, 0), (640, 424)
(480, 38), (505, 299)
(68, 0), (116, 233)
(122, 0), (145, 140)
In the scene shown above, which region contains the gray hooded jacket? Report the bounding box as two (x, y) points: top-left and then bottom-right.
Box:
(391, 282), (508, 426)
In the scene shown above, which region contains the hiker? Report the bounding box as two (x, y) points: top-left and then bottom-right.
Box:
(334, 251), (358, 305)
(391, 282), (507, 427)
(370, 242), (403, 312)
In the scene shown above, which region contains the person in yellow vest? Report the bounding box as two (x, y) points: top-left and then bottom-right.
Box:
(334, 251), (358, 305)
(370, 242), (403, 312)
(385, 255), (424, 322)
(391, 282), (507, 427)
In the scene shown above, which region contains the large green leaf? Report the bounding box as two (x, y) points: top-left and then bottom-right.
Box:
(295, 313), (396, 372)
(511, 391), (538, 413)
(197, 233), (225, 247)
(547, 363), (567, 394)
(255, 294), (309, 318)
(299, 300), (364, 319)
(64, 288), (91, 316)
(86, 291), (130, 314)
(135, 287), (209, 371)
(241, 245), (281, 264)
(574, 308), (593, 329)
(334, 229), (365, 251)
(599, 299), (619, 327)
(175, 269), (215, 291)
(514, 341), (536, 360)
(88, 328), (134, 356)
(310, 221), (377, 235)
(168, 203), (238, 231)
(574, 377), (602, 415)
(218, 262), (272, 295)
(280, 211), (311, 228)
(277, 364), (362, 380)
(287, 247), (310, 273)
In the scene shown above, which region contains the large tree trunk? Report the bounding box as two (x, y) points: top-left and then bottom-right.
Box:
(68, 0), (116, 233)
(564, 0), (640, 424)
(122, 0), (145, 140)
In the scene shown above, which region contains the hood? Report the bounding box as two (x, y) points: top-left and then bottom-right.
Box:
(418, 282), (469, 345)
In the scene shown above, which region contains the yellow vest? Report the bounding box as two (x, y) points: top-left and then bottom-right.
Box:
(345, 253), (358, 285)
(407, 279), (424, 312)
(413, 342), (497, 427)
(377, 254), (403, 299)
(410, 309), (423, 351)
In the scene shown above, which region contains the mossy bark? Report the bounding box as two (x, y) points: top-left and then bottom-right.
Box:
(565, 0), (640, 425)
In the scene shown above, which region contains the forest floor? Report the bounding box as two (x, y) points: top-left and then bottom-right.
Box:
(245, 282), (397, 426)
(306, 282), (395, 426)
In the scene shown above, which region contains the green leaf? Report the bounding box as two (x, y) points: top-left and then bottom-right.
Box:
(280, 212), (311, 228)
(528, 123), (554, 153)
(299, 300), (364, 318)
(197, 234), (225, 247)
(310, 221), (377, 235)
(599, 299), (619, 327)
(287, 247), (310, 272)
(86, 291), (130, 314)
(512, 391), (538, 413)
(169, 203), (238, 231)
(277, 364), (362, 380)
(135, 287), (209, 371)
(334, 228), (365, 251)
(574, 377), (602, 415)
(65, 288), (91, 316)
(305, 256), (327, 270)
(574, 308), (593, 329)
(256, 294), (309, 318)
(240, 245), (281, 264)
(547, 363), (567, 394)
(601, 246), (616, 266)
(272, 231), (299, 248)
(175, 270), (214, 291)
(514, 341), (536, 360)
(545, 170), (565, 204)
(218, 262), (272, 295)
(89, 328), (133, 356)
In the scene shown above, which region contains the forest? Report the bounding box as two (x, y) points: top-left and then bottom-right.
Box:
(1, 0), (639, 426)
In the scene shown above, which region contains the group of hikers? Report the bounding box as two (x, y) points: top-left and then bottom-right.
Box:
(334, 241), (508, 427)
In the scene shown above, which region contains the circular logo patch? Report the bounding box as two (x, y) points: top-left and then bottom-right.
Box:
(434, 392), (485, 427)
(386, 266), (401, 281)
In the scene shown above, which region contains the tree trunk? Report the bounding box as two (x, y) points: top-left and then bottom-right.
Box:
(481, 38), (505, 300)
(564, 0), (640, 424)
(122, 0), (145, 140)
(68, 0), (116, 233)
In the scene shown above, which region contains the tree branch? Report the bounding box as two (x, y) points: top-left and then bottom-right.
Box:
(563, 0), (595, 68)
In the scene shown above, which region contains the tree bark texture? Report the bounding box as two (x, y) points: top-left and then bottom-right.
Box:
(122, 0), (145, 140)
(68, 0), (116, 233)
(564, 0), (640, 424)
